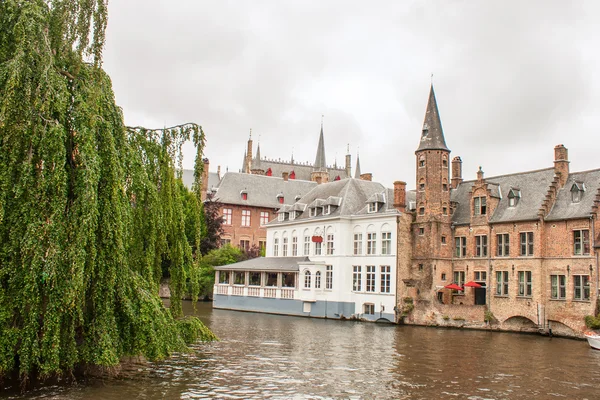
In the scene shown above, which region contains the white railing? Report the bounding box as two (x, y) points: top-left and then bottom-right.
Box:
(214, 285), (296, 300)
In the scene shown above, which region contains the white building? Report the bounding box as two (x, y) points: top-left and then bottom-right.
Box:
(213, 178), (414, 322)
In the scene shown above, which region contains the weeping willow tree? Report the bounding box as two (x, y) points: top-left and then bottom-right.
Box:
(0, 0), (216, 382)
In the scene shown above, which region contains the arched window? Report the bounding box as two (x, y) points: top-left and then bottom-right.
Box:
(273, 232), (279, 256)
(291, 230), (298, 256)
(442, 178), (448, 191)
(419, 178), (425, 191)
(304, 270), (312, 288)
(326, 226), (335, 255)
(315, 271), (321, 289)
(381, 223), (392, 255)
(442, 155), (448, 167)
(366, 224), (377, 255)
(353, 225), (363, 255)
(419, 155), (425, 168)
(282, 231), (288, 256)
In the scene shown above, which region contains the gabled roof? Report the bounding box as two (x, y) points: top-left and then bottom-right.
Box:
(450, 168), (556, 225)
(417, 85), (449, 152)
(546, 169), (600, 221)
(213, 172), (317, 208)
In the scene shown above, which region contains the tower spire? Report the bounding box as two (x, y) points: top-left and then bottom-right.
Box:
(417, 84), (449, 152)
(354, 150), (362, 179)
(314, 118), (326, 170)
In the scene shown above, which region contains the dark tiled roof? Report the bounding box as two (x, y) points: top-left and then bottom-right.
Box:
(253, 158), (347, 181)
(451, 168), (556, 225)
(213, 172), (317, 208)
(416, 85), (449, 152)
(213, 256), (310, 271)
(546, 169), (600, 221)
(181, 169), (220, 191)
(269, 178), (401, 226)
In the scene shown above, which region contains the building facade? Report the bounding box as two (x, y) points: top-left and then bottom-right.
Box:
(397, 85), (600, 337)
(213, 178), (412, 321)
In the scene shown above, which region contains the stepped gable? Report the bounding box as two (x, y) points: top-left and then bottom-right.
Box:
(545, 168), (600, 221)
(213, 172), (316, 208)
(450, 168), (556, 225)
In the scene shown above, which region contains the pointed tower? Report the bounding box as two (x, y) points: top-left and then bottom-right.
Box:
(251, 142), (265, 175)
(410, 84), (453, 302)
(311, 120), (329, 184)
(245, 130), (253, 173)
(345, 144), (352, 178)
(354, 153), (362, 179)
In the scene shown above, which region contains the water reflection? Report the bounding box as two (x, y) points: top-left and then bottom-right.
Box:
(6, 301), (600, 399)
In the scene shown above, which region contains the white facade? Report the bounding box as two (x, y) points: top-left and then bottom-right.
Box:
(266, 213), (398, 321)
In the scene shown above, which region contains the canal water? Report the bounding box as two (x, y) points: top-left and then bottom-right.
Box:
(5, 301), (600, 399)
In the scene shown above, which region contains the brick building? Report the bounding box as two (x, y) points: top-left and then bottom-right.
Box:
(397, 85), (600, 337)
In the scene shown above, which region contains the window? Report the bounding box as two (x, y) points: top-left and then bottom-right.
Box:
(518, 271), (532, 297)
(260, 211), (270, 225)
(259, 240), (266, 253)
(419, 158), (425, 167)
(273, 238), (279, 256)
(419, 207), (425, 215)
(509, 197), (517, 207)
(353, 266), (362, 291)
(282, 272), (295, 288)
(520, 232), (534, 256)
(571, 183), (585, 203)
(292, 236), (298, 256)
(442, 206), (448, 215)
(289, 211), (296, 221)
(381, 232), (392, 255)
(222, 208), (233, 225)
(249, 272), (261, 286)
(303, 235), (310, 256)
(326, 265), (333, 289)
(315, 271), (321, 289)
(309, 208), (317, 217)
(551, 275), (566, 299)
(363, 303), (375, 315)
(239, 240), (250, 251)
(441, 273), (446, 280)
(496, 271), (509, 296)
(234, 271), (245, 285)
(315, 241), (322, 255)
(419, 227), (424, 235)
(266, 272), (278, 287)
(323, 205), (331, 215)
(474, 196), (487, 215)
(574, 229), (590, 255)
(418, 264), (423, 271)
(441, 235), (447, 244)
(277, 195), (284, 204)
(367, 233), (377, 255)
(218, 271), (229, 284)
(304, 270), (311, 289)
(326, 234), (334, 255)
(381, 266), (391, 293)
(282, 237), (288, 256)
(366, 266), (376, 292)
(368, 202), (378, 213)
(277, 213), (285, 222)
(221, 238), (231, 246)
(574, 275), (590, 301)
(442, 183), (448, 191)
(241, 209), (251, 226)
(419, 182), (425, 191)
(508, 188), (520, 207)
(496, 233), (510, 257)
(353, 233), (363, 255)
(474, 271), (486, 282)
(241, 191), (248, 200)
(442, 158), (448, 167)
(453, 271), (465, 287)
(475, 235), (488, 257)
(455, 237), (466, 257)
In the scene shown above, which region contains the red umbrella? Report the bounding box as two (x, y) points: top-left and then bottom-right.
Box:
(444, 283), (463, 291)
(463, 281), (482, 288)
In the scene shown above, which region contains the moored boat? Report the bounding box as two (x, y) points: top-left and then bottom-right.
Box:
(584, 331), (600, 350)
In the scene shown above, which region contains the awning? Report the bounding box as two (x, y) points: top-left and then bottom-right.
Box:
(464, 281), (482, 288)
(444, 283), (463, 291)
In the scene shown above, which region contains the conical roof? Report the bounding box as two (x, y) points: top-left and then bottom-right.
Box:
(417, 85), (449, 152)
(354, 153), (362, 178)
(254, 143), (261, 169)
(313, 123), (327, 170)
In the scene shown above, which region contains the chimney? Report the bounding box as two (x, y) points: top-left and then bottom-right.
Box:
(282, 172), (289, 181)
(360, 173), (372, 181)
(345, 153), (352, 178)
(476, 166), (484, 182)
(451, 156), (462, 189)
(201, 158), (210, 201)
(393, 181), (406, 212)
(251, 168), (265, 175)
(554, 144), (569, 188)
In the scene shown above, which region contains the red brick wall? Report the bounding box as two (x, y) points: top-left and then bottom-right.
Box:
(220, 204), (276, 249)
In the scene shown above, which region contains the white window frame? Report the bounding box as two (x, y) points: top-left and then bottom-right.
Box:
(303, 236), (310, 256)
(222, 208), (232, 225)
(352, 266), (362, 292)
(368, 202), (378, 213)
(282, 237), (288, 256)
(315, 271), (321, 289)
(367, 232), (377, 255)
(304, 270), (311, 289)
(260, 211), (270, 225)
(326, 234), (334, 255)
(325, 265), (333, 290)
(292, 236), (298, 256)
(241, 209), (251, 227)
(353, 233), (363, 255)
(381, 232), (392, 255)
(380, 265), (391, 293)
(273, 238), (279, 256)
(366, 265), (376, 292)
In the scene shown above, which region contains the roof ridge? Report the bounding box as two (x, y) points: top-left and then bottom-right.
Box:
(457, 167), (554, 184)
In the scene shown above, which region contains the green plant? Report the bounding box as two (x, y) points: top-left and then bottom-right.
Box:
(585, 314), (600, 330)
(453, 317), (465, 321)
(399, 297), (415, 316)
(484, 309), (496, 323)
(442, 315), (450, 321)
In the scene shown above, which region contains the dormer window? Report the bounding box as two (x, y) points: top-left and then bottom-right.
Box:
(240, 190), (248, 200)
(289, 211), (296, 221)
(571, 182), (585, 203)
(323, 205), (332, 215)
(508, 188), (521, 207)
(278, 213), (285, 222)
(474, 196), (487, 215)
(368, 202), (378, 213)
(310, 208), (317, 217)
(277, 193), (284, 204)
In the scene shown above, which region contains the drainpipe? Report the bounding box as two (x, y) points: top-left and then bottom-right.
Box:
(592, 215), (598, 310)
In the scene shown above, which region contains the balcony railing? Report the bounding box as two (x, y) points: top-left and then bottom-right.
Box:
(214, 284), (296, 300)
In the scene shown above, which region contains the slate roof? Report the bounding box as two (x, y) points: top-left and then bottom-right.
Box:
(213, 256), (310, 271)
(450, 167), (600, 225)
(546, 169), (600, 221)
(417, 85), (450, 152)
(213, 172), (317, 208)
(180, 169), (221, 192)
(269, 178), (401, 225)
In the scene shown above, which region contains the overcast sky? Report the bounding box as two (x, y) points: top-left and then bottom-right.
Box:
(103, 1), (600, 189)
